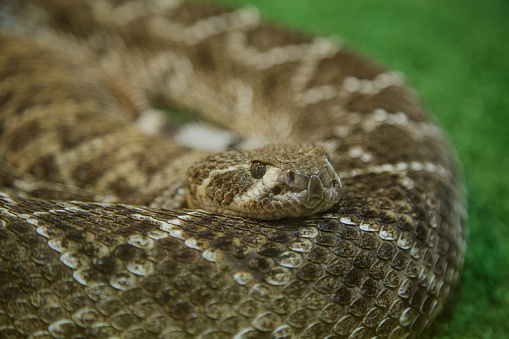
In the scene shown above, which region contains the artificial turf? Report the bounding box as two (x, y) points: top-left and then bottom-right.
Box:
(199, 0), (509, 337)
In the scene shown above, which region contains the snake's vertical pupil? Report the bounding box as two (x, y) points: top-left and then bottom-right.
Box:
(250, 161), (266, 179)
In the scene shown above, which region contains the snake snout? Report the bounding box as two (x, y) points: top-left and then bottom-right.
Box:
(303, 166), (341, 207)
(308, 175), (324, 200)
(282, 161), (340, 211)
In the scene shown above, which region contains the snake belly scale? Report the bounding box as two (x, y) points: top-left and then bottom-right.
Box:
(0, 1), (467, 338)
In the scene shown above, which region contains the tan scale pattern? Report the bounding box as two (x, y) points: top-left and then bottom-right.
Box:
(0, 0), (466, 338)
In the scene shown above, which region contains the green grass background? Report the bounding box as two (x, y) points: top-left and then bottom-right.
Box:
(200, 0), (509, 337)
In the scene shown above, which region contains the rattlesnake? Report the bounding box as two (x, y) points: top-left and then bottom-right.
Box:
(0, 1), (467, 338)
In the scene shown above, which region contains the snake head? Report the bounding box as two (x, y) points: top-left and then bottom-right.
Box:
(186, 145), (342, 220)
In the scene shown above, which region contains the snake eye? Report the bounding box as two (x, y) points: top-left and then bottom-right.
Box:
(250, 161), (266, 179)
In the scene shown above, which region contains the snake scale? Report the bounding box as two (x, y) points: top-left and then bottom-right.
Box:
(0, 0), (467, 338)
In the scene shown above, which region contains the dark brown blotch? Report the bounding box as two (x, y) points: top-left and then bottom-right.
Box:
(6, 120), (41, 153)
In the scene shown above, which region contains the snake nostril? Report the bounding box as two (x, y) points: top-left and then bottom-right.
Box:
(273, 186), (282, 195)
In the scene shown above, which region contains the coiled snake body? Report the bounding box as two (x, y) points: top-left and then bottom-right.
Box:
(0, 1), (467, 338)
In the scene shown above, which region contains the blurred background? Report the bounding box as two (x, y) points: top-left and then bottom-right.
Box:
(201, 0), (509, 337)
